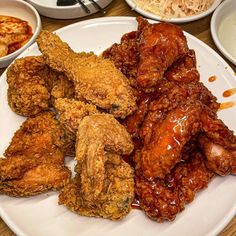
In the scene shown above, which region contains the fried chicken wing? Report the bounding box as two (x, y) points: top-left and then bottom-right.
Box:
(0, 112), (71, 197)
(76, 114), (133, 201)
(136, 17), (188, 89)
(199, 113), (236, 176)
(6, 56), (74, 117)
(37, 31), (137, 118)
(59, 114), (134, 220)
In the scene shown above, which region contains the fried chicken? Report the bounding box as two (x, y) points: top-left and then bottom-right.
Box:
(0, 112), (71, 197)
(37, 30), (137, 118)
(54, 98), (99, 156)
(0, 163), (71, 197)
(102, 30), (139, 86)
(135, 151), (214, 222)
(164, 50), (200, 83)
(54, 98), (99, 138)
(141, 100), (203, 180)
(6, 56), (74, 117)
(136, 17), (188, 89)
(7, 56), (51, 116)
(59, 114), (134, 220)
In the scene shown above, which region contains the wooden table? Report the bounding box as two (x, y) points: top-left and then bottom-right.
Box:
(0, 0), (235, 235)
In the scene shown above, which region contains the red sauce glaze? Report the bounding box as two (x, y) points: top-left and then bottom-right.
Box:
(131, 197), (141, 210)
(219, 101), (236, 110)
(222, 88), (236, 97)
(208, 75), (217, 82)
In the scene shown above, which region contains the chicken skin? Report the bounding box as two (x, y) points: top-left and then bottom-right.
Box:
(141, 100), (203, 180)
(54, 98), (99, 156)
(59, 114), (134, 220)
(0, 112), (71, 197)
(54, 98), (99, 138)
(7, 56), (51, 116)
(136, 17), (188, 89)
(37, 30), (137, 118)
(135, 151), (214, 222)
(7, 56), (74, 117)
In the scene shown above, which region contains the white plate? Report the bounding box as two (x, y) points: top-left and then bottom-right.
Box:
(125, 0), (222, 23)
(26, 0), (112, 19)
(0, 17), (236, 236)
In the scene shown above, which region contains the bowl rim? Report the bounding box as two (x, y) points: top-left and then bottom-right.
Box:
(0, 0), (42, 63)
(210, 0), (236, 65)
(26, 0), (92, 10)
(125, 0), (222, 23)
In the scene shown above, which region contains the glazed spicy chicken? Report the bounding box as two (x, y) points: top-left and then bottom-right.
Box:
(103, 17), (236, 222)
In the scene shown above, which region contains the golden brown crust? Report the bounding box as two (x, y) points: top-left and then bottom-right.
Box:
(0, 112), (71, 197)
(37, 30), (137, 118)
(59, 114), (134, 220)
(7, 56), (51, 116)
(6, 56), (74, 117)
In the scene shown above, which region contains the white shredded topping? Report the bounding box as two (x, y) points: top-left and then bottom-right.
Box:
(132, 0), (214, 18)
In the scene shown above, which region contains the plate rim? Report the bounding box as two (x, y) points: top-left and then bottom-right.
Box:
(0, 16), (235, 236)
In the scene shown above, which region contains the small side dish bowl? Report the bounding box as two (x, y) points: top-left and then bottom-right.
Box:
(25, 0), (113, 19)
(0, 0), (41, 68)
(211, 0), (236, 65)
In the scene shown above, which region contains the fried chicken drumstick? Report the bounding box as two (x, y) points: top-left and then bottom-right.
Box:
(59, 114), (134, 220)
(0, 112), (71, 197)
(37, 31), (137, 118)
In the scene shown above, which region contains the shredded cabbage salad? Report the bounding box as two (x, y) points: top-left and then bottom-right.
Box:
(133, 0), (214, 18)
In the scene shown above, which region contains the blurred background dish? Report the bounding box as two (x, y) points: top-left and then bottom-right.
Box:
(211, 0), (236, 66)
(125, 0), (222, 23)
(0, 0), (41, 68)
(25, 0), (113, 19)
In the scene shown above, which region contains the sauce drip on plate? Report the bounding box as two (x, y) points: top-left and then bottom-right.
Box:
(208, 75), (217, 82)
(222, 88), (236, 97)
(219, 101), (236, 110)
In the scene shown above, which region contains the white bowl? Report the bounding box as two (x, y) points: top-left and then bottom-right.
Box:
(0, 0), (41, 68)
(211, 0), (236, 65)
(26, 0), (113, 19)
(125, 0), (222, 23)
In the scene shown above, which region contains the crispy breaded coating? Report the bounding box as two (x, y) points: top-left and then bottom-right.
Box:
(7, 56), (51, 116)
(59, 114), (134, 220)
(54, 98), (99, 156)
(6, 56), (75, 117)
(59, 154), (134, 220)
(0, 163), (71, 197)
(0, 112), (71, 197)
(54, 98), (99, 137)
(135, 151), (214, 222)
(37, 30), (137, 118)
